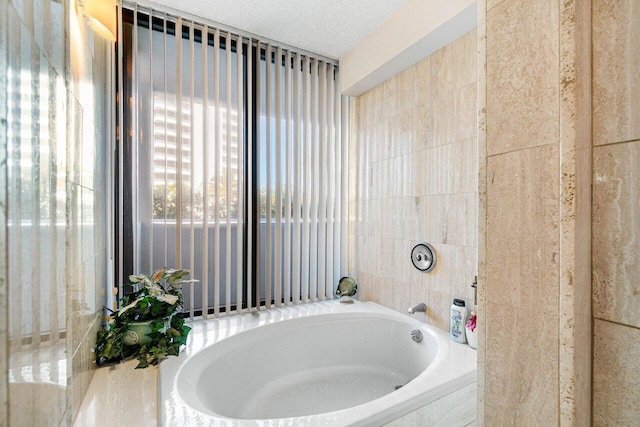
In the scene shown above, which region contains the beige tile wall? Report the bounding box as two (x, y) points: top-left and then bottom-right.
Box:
(592, 0), (640, 423)
(479, 0), (592, 425)
(349, 30), (478, 331)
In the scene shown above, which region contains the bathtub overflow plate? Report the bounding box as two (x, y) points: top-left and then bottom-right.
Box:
(411, 243), (436, 272)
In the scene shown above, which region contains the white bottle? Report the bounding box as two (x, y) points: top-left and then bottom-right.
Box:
(450, 299), (468, 343)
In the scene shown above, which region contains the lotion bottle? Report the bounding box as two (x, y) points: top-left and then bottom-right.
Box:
(450, 298), (468, 343)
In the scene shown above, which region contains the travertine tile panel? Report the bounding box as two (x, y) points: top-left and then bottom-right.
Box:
(414, 56), (431, 106)
(455, 30), (478, 91)
(593, 141), (640, 327)
(389, 110), (413, 157)
(431, 42), (455, 99)
(413, 104), (434, 153)
(486, 144), (559, 310)
(592, 0), (640, 146)
(485, 143), (561, 424)
(433, 93), (454, 147)
(454, 83), (477, 142)
(427, 291), (451, 332)
(383, 74), (398, 119)
(392, 280), (412, 315)
(453, 138), (478, 194)
(411, 150), (428, 197)
(396, 65), (418, 115)
(423, 244), (453, 295)
(486, 0), (560, 156)
(485, 302), (559, 425)
(593, 319), (640, 426)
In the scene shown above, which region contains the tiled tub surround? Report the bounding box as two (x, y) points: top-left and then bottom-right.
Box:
(1, 0), (111, 425)
(349, 29), (478, 331)
(592, 0), (640, 423)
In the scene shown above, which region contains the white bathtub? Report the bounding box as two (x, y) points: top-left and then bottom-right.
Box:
(159, 300), (476, 426)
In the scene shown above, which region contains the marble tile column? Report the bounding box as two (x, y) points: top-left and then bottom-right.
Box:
(478, 0), (592, 424)
(592, 0), (640, 424)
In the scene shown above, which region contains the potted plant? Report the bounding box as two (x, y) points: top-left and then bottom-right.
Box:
(95, 267), (196, 368)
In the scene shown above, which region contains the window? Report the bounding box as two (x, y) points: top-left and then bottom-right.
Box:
(119, 8), (347, 316)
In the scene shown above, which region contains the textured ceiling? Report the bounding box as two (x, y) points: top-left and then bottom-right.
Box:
(143, 0), (409, 59)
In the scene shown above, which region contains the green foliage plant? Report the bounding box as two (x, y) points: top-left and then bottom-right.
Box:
(95, 268), (196, 368)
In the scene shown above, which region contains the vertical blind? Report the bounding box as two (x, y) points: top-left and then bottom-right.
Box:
(121, 6), (348, 317)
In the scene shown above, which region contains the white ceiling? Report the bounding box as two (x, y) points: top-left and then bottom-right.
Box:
(143, 0), (409, 59)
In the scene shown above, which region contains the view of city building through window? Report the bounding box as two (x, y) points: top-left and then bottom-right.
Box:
(151, 95), (240, 221)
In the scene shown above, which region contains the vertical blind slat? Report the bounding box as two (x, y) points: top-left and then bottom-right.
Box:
(175, 17), (183, 269)
(225, 32), (232, 313)
(284, 49), (292, 305)
(274, 46), (282, 308)
(310, 59), (319, 301)
(31, 41), (41, 347)
(265, 44), (272, 310)
(236, 36), (244, 313)
(213, 29), (221, 316)
(162, 16), (168, 266)
(292, 53), (301, 304)
(132, 9), (140, 273)
(301, 56), (311, 303)
(246, 38), (253, 311)
(340, 84), (348, 278)
(327, 64), (335, 298)
(201, 25), (210, 318)
(117, 3), (125, 300)
(317, 62), (327, 300)
(334, 68), (342, 283)
(251, 41), (259, 310)
(147, 9), (154, 275)
(189, 23), (195, 320)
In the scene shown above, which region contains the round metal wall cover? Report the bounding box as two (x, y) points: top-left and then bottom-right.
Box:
(411, 243), (437, 272)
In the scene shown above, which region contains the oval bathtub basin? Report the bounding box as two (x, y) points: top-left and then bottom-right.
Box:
(160, 301), (476, 426)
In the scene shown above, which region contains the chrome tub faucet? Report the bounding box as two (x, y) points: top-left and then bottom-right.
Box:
(408, 302), (427, 314)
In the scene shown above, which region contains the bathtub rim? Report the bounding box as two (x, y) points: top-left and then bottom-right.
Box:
(159, 300), (477, 426)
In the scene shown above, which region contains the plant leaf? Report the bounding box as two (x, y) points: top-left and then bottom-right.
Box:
(151, 267), (167, 282)
(129, 274), (148, 283)
(118, 297), (143, 316)
(156, 294), (179, 305)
